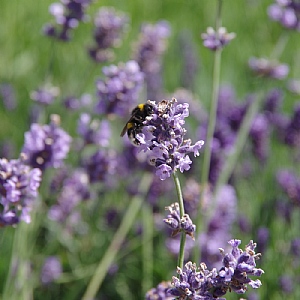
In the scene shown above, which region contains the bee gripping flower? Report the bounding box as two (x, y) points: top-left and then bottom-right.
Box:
(137, 98), (205, 180)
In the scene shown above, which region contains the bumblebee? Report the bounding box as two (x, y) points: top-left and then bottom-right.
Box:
(120, 103), (154, 145)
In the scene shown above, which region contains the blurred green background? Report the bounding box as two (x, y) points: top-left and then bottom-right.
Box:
(1, 0), (300, 299)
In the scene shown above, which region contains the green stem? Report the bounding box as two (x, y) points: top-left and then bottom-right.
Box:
(195, 0), (223, 263)
(172, 171), (186, 269)
(270, 32), (289, 61)
(82, 173), (153, 300)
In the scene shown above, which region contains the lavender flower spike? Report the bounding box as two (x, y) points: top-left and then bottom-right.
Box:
(202, 27), (236, 51)
(168, 239), (264, 299)
(0, 155), (42, 226)
(22, 114), (72, 171)
(89, 7), (129, 62)
(164, 202), (196, 239)
(138, 98), (204, 180)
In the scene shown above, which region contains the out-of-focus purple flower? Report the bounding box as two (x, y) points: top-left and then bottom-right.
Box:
(291, 238), (300, 256)
(283, 103), (300, 147)
(201, 27), (236, 51)
(0, 156), (42, 226)
(164, 202), (196, 239)
(63, 93), (92, 111)
(277, 169), (300, 205)
(249, 114), (270, 162)
(22, 115), (72, 171)
(256, 227), (269, 254)
(77, 113), (111, 146)
(279, 275), (294, 294)
(43, 0), (92, 41)
(138, 98), (204, 180)
(133, 20), (171, 101)
(30, 85), (59, 105)
(82, 149), (118, 186)
(168, 240), (264, 299)
(178, 31), (199, 90)
(268, 1), (300, 30)
(89, 7), (129, 62)
(48, 169), (90, 235)
(199, 185), (237, 268)
(145, 281), (173, 300)
(248, 57), (289, 80)
(41, 256), (62, 284)
(95, 60), (144, 117)
(0, 83), (17, 110)
(288, 79), (300, 94)
(263, 88), (283, 124)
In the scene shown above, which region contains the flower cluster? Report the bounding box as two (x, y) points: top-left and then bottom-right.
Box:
(22, 114), (72, 171)
(134, 21), (171, 74)
(48, 168), (90, 225)
(133, 21), (171, 101)
(283, 103), (300, 147)
(89, 7), (129, 62)
(168, 239), (264, 299)
(138, 98), (205, 180)
(164, 203), (196, 239)
(95, 60), (144, 117)
(43, 0), (92, 41)
(277, 169), (300, 205)
(0, 83), (16, 111)
(77, 113), (111, 147)
(30, 85), (60, 106)
(40, 256), (62, 284)
(82, 149), (118, 186)
(0, 156), (42, 226)
(146, 281), (173, 300)
(201, 27), (236, 51)
(248, 57), (289, 80)
(268, 0), (300, 30)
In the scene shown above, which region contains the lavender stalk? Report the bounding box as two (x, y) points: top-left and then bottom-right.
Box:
(82, 173), (153, 300)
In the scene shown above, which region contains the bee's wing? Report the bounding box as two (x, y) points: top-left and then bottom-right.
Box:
(120, 122), (129, 137)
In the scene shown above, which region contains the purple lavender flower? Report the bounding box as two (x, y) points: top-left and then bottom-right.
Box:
(199, 185), (237, 268)
(212, 239), (264, 297)
(164, 202), (196, 239)
(268, 0), (300, 30)
(248, 57), (289, 80)
(48, 169), (90, 234)
(137, 98), (204, 180)
(263, 88), (283, 124)
(283, 102), (300, 147)
(0, 83), (17, 110)
(43, 0), (92, 41)
(22, 115), (72, 171)
(146, 281), (173, 300)
(40, 256), (62, 284)
(249, 114), (270, 162)
(77, 113), (111, 146)
(30, 85), (59, 105)
(133, 21), (171, 101)
(279, 275), (293, 294)
(178, 31), (199, 90)
(291, 238), (300, 256)
(256, 227), (269, 253)
(95, 60), (144, 117)
(82, 149), (118, 186)
(89, 7), (129, 62)
(0, 156), (42, 226)
(201, 27), (236, 51)
(276, 169), (300, 205)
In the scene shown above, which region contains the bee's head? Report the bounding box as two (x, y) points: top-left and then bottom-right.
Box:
(144, 103), (154, 115)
